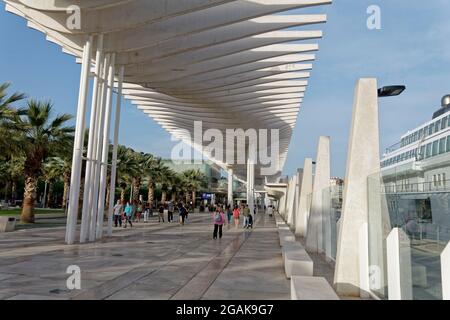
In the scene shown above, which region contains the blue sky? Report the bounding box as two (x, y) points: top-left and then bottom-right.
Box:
(1, 0), (449, 177)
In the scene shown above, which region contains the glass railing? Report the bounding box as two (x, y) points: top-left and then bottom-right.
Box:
(321, 185), (343, 261)
(368, 172), (449, 300)
(383, 180), (450, 193)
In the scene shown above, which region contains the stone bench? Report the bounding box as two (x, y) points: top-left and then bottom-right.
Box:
(278, 230), (296, 246)
(291, 276), (340, 300)
(0, 216), (16, 232)
(281, 241), (305, 259)
(284, 249), (314, 278)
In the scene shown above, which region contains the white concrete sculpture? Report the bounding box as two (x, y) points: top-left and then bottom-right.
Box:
(386, 228), (413, 300)
(295, 158), (313, 237)
(334, 78), (381, 296)
(306, 136), (331, 253)
(442, 241), (450, 300)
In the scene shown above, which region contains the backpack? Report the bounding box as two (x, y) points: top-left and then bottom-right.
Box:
(214, 212), (223, 223)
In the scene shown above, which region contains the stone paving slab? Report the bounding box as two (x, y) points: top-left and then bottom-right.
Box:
(0, 212), (290, 300)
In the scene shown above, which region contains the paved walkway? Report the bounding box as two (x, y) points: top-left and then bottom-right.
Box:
(0, 212), (289, 300)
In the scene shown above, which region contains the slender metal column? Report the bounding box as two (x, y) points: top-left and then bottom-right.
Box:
(89, 53), (110, 242)
(80, 35), (104, 243)
(96, 53), (116, 240)
(107, 66), (124, 237)
(227, 167), (233, 206)
(65, 36), (92, 245)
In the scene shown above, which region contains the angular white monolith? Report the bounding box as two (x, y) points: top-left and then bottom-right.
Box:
(334, 78), (381, 296)
(387, 228), (413, 300)
(295, 158), (313, 237)
(306, 136), (331, 253)
(442, 242), (450, 300)
(286, 174), (298, 227)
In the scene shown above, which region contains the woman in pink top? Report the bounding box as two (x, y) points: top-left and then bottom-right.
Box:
(213, 206), (225, 239)
(232, 205), (240, 229)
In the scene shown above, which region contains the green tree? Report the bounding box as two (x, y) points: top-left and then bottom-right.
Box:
(182, 169), (207, 208)
(17, 100), (74, 222)
(116, 145), (139, 205)
(0, 83), (26, 158)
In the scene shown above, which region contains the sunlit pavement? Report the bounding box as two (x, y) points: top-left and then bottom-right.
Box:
(0, 212), (290, 300)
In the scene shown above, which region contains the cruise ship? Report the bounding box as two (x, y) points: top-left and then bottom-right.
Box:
(380, 95), (450, 236)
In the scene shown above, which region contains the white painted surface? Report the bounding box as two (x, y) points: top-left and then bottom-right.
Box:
(442, 241), (450, 300)
(387, 228), (412, 300)
(334, 78), (380, 296)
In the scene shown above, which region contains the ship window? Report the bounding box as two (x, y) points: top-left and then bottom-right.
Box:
(447, 136), (450, 152)
(442, 116), (448, 130)
(429, 125), (434, 136)
(426, 143), (432, 158)
(435, 120), (441, 133)
(439, 138), (446, 154)
(443, 173), (447, 186)
(432, 140), (439, 156)
(418, 129), (423, 139)
(414, 132), (418, 142)
(401, 138), (405, 147)
(423, 126), (428, 137)
(420, 146), (425, 160)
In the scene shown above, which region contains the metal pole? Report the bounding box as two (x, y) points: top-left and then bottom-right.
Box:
(80, 34), (104, 243)
(227, 168), (233, 206)
(43, 181), (48, 208)
(89, 53), (110, 242)
(96, 53), (116, 240)
(107, 66), (124, 237)
(65, 36), (92, 245)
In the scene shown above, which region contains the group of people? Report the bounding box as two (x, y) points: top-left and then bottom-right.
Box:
(158, 201), (189, 225)
(211, 203), (255, 240)
(112, 200), (191, 228)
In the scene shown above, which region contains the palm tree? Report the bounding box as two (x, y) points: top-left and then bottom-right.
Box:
(17, 100), (74, 223)
(131, 151), (147, 205)
(43, 157), (71, 208)
(182, 169), (207, 208)
(143, 156), (164, 208)
(116, 146), (139, 205)
(0, 83), (26, 158)
(158, 167), (176, 204)
(0, 156), (25, 203)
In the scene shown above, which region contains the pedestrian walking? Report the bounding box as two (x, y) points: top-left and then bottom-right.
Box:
(124, 202), (133, 228)
(158, 203), (165, 223)
(179, 203), (188, 225)
(243, 204), (251, 229)
(233, 205), (240, 228)
(168, 201), (174, 222)
(213, 206), (225, 239)
(113, 200), (123, 227)
(226, 204), (233, 225)
(136, 201), (143, 222)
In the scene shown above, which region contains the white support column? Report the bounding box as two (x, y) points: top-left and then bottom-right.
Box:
(306, 136), (331, 253)
(442, 242), (450, 300)
(80, 35), (104, 243)
(387, 228), (413, 300)
(295, 158), (313, 237)
(107, 66), (124, 237)
(334, 78), (382, 296)
(65, 36), (92, 245)
(247, 159), (255, 213)
(96, 53), (116, 240)
(286, 175), (297, 227)
(89, 53), (111, 242)
(227, 167), (234, 206)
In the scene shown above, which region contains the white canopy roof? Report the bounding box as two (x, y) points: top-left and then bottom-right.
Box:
(4, 0), (330, 181)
